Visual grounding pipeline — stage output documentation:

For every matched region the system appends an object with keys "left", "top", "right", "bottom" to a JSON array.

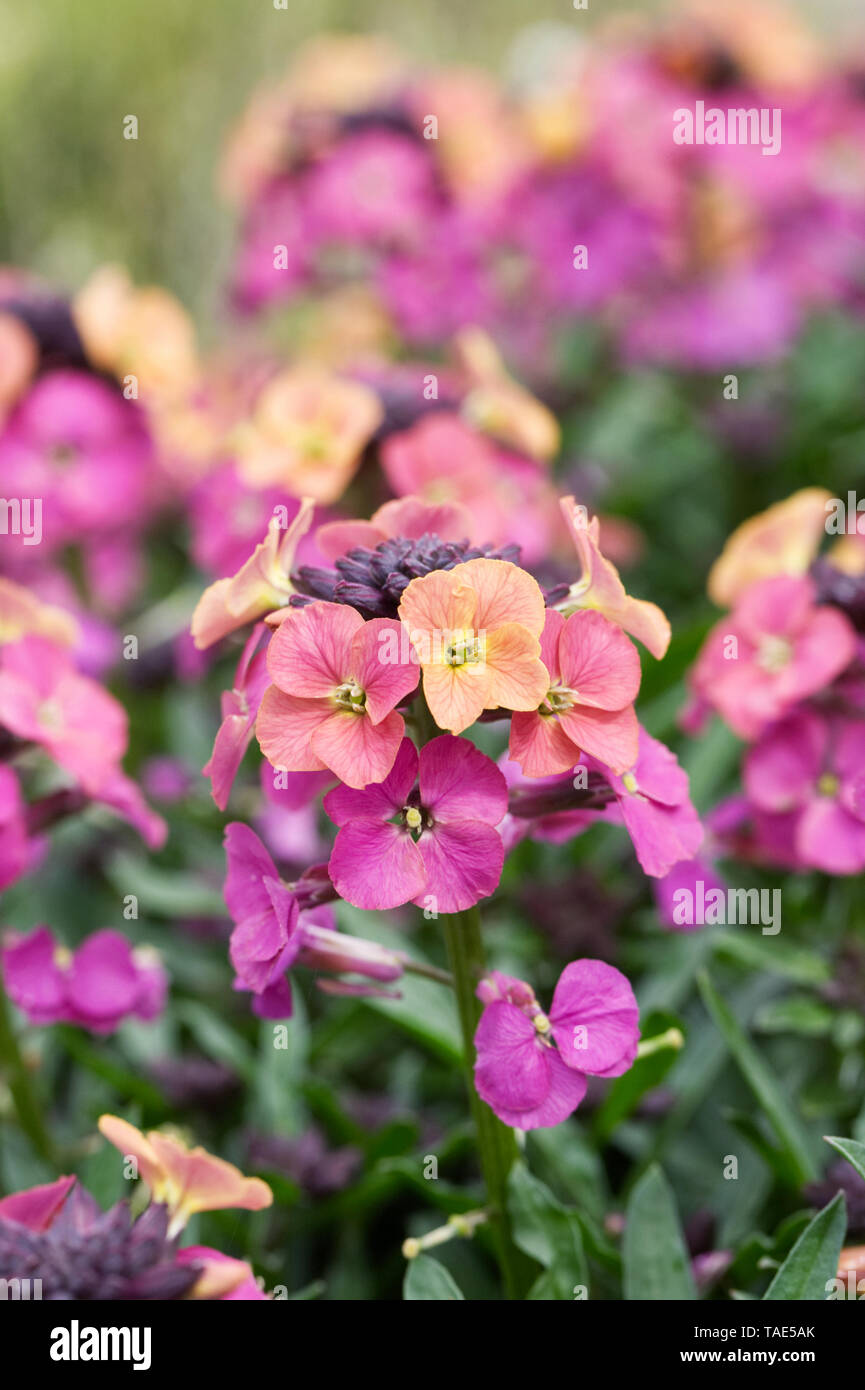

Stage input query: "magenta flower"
[
  {"left": 257, "top": 601, "right": 418, "bottom": 789},
  {"left": 224, "top": 822, "right": 305, "bottom": 998},
  {"left": 690, "top": 575, "right": 856, "bottom": 739},
  {"left": 0, "top": 368, "right": 153, "bottom": 551},
  {"left": 509, "top": 608, "right": 641, "bottom": 777},
  {"left": 473, "top": 961, "right": 640, "bottom": 1130},
  {"left": 743, "top": 710, "right": 865, "bottom": 875},
  {"left": 1, "top": 927, "right": 166, "bottom": 1033},
  {"left": 304, "top": 128, "right": 439, "bottom": 246},
  {"left": 0, "top": 765, "right": 36, "bottom": 890},
  {"left": 324, "top": 735, "right": 507, "bottom": 912},
  {"left": 224, "top": 823, "right": 404, "bottom": 1019}
]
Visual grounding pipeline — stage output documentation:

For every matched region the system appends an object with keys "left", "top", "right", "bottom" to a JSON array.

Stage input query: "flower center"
[
  {"left": 540, "top": 684, "right": 575, "bottom": 716},
  {"left": 533, "top": 1011, "right": 551, "bottom": 1035},
  {"left": 444, "top": 630, "right": 485, "bottom": 667},
  {"left": 622, "top": 771, "right": 639, "bottom": 794},
  {"left": 756, "top": 635, "right": 792, "bottom": 673},
  {"left": 817, "top": 772, "right": 840, "bottom": 797},
  {"left": 38, "top": 698, "right": 64, "bottom": 731},
  {"left": 402, "top": 802, "right": 432, "bottom": 838},
  {"left": 334, "top": 682, "right": 367, "bottom": 714}
]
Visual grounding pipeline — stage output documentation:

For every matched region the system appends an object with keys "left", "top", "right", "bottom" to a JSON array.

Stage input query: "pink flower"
[
  {"left": 324, "top": 735, "right": 507, "bottom": 912},
  {"left": 204, "top": 625, "right": 271, "bottom": 810},
  {"left": 559, "top": 497, "right": 671, "bottom": 659},
  {"left": 690, "top": 575, "right": 856, "bottom": 739},
  {"left": 1, "top": 927, "right": 166, "bottom": 1033},
  {"left": 0, "top": 765, "right": 36, "bottom": 890},
  {"left": 473, "top": 960, "right": 640, "bottom": 1130},
  {"left": 0, "top": 636, "right": 126, "bottom": 793},
  {"left": 256, "top": 601, "right": 418, "bottom": 788},
  {"left": 595, "top": 729, "right": 704, "bottom": 878},
  {"left": 509, "top": 608, "right": 641, "bottom": 776},
  {"left": 304, "top": 128, "right": 439, "bottom": 246},
  {"left": 743, "top": 710, "right": 865, "bottom": 874},
  {"left": 315, "top": 495, "right": 474, "bottom": 562},
  {"left": 380, "top": 413, "right": 555, "bottom": 562}
]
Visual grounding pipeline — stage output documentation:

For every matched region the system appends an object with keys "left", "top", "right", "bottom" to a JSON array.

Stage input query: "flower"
[
  {"left": 0, "top": 635, "right": 127, "bottom": 793},
  {"left": 324, "top": 735, "right": 507, "bottom": 911},
  {"left": 0, "top": 766, "right": 36, "bottom": 890},
  {"left": 234, "top": 367, "right": 383, "bottom": 502},
  {"left": 380, "top": 413, "right": 556, "bottom": 561},
  {"left": 707, "top": 487, "right": 832, "bottom": 607},
  {"left": 257, "top": 601, "right": 418, "bottom": 787},
  {"left": 0, "top": 575, "right": 78, "bottom": 647},
  {"left": 594, "top": 729, "right": 704, "bottom": 878},
  {"left": 314, "top": 494, "right": 474, "bottom": 562},
  {"left": 557, "top": 497, "right": 671, "bottom": 659},
  {"left": 97, "top": 1115, "right": 272, "bottom": 1235},
  {"left": 398, "top": 556, "right": 548, "bottom": 734},
  {"left": 509, "top": 608, "right": 641, "bottom": 776},
  {"left": 473, "top": 960, "right": 640, "bottom": 1130},
  {"left": 224, "top": 821, "right": 309, "bottom": 1005},
  {"left": 0, "top": 1181, "right": 200, "bottom": 1301},
  {"left": 1, "top": 927, "right": 166, "bottom": 1033},
  {"left": 689, "top": 574, "right": 856, "bottom": 739},
  {"left": 191, "top": 500, "right": 314, "bottom": 650},
  {"left": 203, "top": 625, "right": 271, "bottom": 809},
  {"left": 0, "top": 368, "right": 153, "bottom": 551},
  {"left": 743, "top": 710, "right": 865, "bottom": 874},
  {"left": 224, "top": 822, "right": 402, "bottom": 1018}
]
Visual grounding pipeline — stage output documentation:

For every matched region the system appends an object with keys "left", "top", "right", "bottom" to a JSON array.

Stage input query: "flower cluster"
[
  {"left": 222, "top": 19, "right": 865, "bottom": 374},
  {"left": 0, "top": 1119, "right": 272, "bottom": 1300},
  {"left": 682, "top": 488, "right": 865, "bottom": 876},
  {"left": 194, "top": 487, "right": 699, "bottom": 1125}
]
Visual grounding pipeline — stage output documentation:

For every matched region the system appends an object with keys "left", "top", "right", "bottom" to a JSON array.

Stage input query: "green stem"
[
  {"left": 442, "top": 905, "right": 524, "bottom": 1299},
  {"left": 0, "top": 973, "right": 54, "bottom": 1168}
]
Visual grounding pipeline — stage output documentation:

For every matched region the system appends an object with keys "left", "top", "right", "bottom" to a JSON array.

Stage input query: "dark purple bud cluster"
[
  {"left": 0, "top": 1184, "right": 198, "bottom": 1300},
  {"left": 292, "top": 532, "right": 521, "bottom": 619},
  {"left": 812, "top": 557, "right": 865, "bottom": 632}
]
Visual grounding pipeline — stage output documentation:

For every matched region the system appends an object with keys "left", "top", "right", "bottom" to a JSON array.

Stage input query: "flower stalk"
[
  {"left": 441, "top": 905, "right": 524, "bottom": 1299},
  {"left": 0, "top": 971, "right": 54, "bottom": 1167}
]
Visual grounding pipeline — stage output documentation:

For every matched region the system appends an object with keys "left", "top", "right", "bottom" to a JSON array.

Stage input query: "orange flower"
[
  {"left": 98, "top": 1115, "right": 272, "bottom": 1236},
  {"left": 558, "top": 497, "right": 670, "bottom": 659},
  {"left": 73, "top": 264, "right": 199, "bottom": 406},
  {"left": 0, "top": 577, "right": 78, "bottom": 648},
  {"left": 398, "top": 557, "right": 548, "bottom": 734},
  {"left": 191, "top": 500, "right": 314, "bottom": 649},
  {"left": 707, "top": 487, "right": 831, "bottom": 607},
  {"left": 235, "top": 367, "right": 383, "bottom": 504},
  {"left": 455, "top": 327, "right": 560, "bottom": 462}
]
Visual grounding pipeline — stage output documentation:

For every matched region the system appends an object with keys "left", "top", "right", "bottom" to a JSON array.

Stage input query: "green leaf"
[
  {"left": 593, "top": 1011, "right": 684, "bottom": 1140},
  {"left": 763, "top": 1194, "right": 846, "bottom": 1300},
  {"left": 697, "top": 971, "right": 815, "bottom": 1184},
  {"left": 824, "top": 1135, "right": 865, "bottom": 1184},
  {"left": 175, "top": 1001, "right": 256, "bottom": 1081},
  {"left": 403, "top": 1254, "right": 465, "bottom": 1300},
  {"left": 713, "top": 931, "right": 830, "bottom": 986},
  {"left": 507, "top": 1163, "right": 587, "bottom": 1298},
  {"left": 623, "top": 1164, "right": 696, "bottom": 1300}
]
